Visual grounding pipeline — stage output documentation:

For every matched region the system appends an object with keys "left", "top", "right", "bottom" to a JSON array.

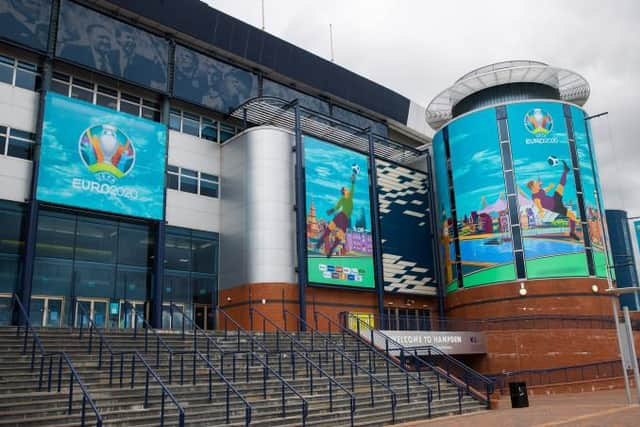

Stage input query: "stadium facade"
[{"left": 0, "top": 0, "right": 636, "bottom": 379}]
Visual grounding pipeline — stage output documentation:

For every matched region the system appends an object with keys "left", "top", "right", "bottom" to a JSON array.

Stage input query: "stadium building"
[{"left": 0, "top": 1, "right": 638, "bottom": 424}]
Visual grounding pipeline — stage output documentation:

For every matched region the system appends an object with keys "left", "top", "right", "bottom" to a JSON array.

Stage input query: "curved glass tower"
[{"left": 427, "top": 61, "right": 610, "bottom": 293}]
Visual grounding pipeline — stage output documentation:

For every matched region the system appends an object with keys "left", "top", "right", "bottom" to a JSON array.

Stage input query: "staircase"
[{"left": 0, "top": 303, "right": 489, "bottom": 426}]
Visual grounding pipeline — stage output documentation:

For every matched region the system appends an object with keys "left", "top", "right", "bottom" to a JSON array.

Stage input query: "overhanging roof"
[{"left": 426, "top": 60, "right": 590, "bottom": 130}]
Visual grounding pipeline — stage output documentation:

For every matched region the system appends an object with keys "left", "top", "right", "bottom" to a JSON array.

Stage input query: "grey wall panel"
[{"left": 220, "top": 126, "right": 295, "bottom": 290}]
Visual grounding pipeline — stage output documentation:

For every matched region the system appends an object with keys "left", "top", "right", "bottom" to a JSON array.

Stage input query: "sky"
[{"left": 205, "top": 0, "right": 640, "bottom": 217}]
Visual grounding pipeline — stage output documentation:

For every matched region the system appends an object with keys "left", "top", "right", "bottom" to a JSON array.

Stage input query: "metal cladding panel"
[
  {"left": 103, "top": 0, "right": 411, "bottom": 124},
  {"left": 377, "top": 160, "right": 437, "bottom": 295},
  {"left": 605, "top": 210, "right": 639, "bottom": 289},
  {"left": 220, "top": 126, "right": 295, "bottom": 290}
]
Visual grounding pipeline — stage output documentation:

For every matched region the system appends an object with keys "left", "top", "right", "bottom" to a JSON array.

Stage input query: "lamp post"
[{"left": 606, "top": 287, "right": 640, "bottom": 404}]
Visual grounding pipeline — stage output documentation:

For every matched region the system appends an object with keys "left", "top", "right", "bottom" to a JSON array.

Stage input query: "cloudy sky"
[{"left": 207, "top": 0, "right": 640, "bottom": 217}]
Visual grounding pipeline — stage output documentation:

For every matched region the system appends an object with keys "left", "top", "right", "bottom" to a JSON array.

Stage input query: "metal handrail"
[
  {"left": 318, "top": 311, "right": 473, "bottom": 413},
  {"left": 488, "top": 358, "right": 640, "bottom": 393},
  {"left": 127, "top": 350, "right": 186, "bottom": 427},
  {"left": 345, "top": 312, "right": 494, "bottom": 408},
  {"left": 76, "top": 302, "right": 118, "bottom": 385},
  {"left": 168, "top": 304, "right": 254, "bottom": 426},
  {"left": 247, "top": 308, "right": 358, "bottom": 426},
  {"left": 217, "top": 308, "right": 312, "bottom": 426},
  {"left": 75, "top": 303, "right": 186, "bottom": 426},
  {"left": 12, "top": 293, "right": 103, "bottom": 426},
  {"left": 124, "top": 300, "right": 175, "bottom": 375},
  {"left": 172, "top": 350, "right": 253, "bottom": 426},
  {"left": 284, "top": 309, "right": 425, "bottom": 420}
]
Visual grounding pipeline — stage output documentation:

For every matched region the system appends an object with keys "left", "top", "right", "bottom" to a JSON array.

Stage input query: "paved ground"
[{"left": 397, "top": 389, "right": 640, "bottom": 427}]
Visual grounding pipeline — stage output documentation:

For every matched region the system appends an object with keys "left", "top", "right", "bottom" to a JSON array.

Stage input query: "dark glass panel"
[
  {"left": 74, "top": 219, "right": 117, "bottom": 263},
  {"left": 36, "top": 212, "right": 76, "bottom": 259},
  {"left": 74, "top": 262, "right": 115, "bottom": 299},
  {"left": 192, "top": 237, "right": 216, "bottom": 274},
  {"left": 165, "top": 232, "right": 191, "bottom": 271},
  {"left": 117, "top": 224, "right": 152, "bottom": 267}
]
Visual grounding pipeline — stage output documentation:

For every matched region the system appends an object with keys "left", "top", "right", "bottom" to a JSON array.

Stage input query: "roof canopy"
[{"left": 426, "top": 60, "right": 590, "bottom": 130}]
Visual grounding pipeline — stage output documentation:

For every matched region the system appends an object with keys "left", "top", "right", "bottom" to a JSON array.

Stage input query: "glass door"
[
  {"left": 75, "top": 298, "right": 109, "bottom": 328},
  {"left": 162, "top": 302, "right": 185, "bottom": 330},
  {"left": 119, "top": 300, "right": 145, "bottom": 329},
  {"left": 31, "top": 295, "right": 65, "bottom": 327},
  {"left": 0, "top": 294, "right": 11, "bottom": 326},
  {"left": 194, "top": 304, "right": 210, "bottom": 330}
]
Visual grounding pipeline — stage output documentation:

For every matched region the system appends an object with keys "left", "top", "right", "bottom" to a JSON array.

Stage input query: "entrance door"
[
  {"left": 75, "top": 298, "right": 109, "bottom": 328},
  {"left": 162, "top": 303, "right": 185, "bottom": 330},
  {"left": 30, "top": 296, "right": 65, "bottom": 327},
  {"left": 119, "top": 300, "right": 145, "bottom": 329},
  {"left": 194, "top": 304, "right": 210, "bottom": 330}
]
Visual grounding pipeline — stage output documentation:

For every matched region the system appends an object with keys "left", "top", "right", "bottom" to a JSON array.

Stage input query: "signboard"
[
  {"left": 37, "top": 93, "right": 167, "bottom": 220},
  {"left": 378, "top": 330, "right": 487, "bottom": 355},
  {"left": 0, "top": 0, "right": 51, "bottom": 51},
  {"left": 304, "top": 136, "right": 375, "bottom": 289},
  {"left": 56, "top": 0, "right": 168, "bottom": 91},
  {"left": 508, "top": 102, "right": 588, "bottom": 279},
  {"left": 448, "top": 108, "right": 516, "bottom": 288}
]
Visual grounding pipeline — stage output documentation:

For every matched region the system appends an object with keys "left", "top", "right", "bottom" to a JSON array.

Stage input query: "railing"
[
  {"left": 169, "top": 304, "right": 254, "bottom": 426},
  {"left": 124, "top": 301, "right": 175, "bottom": 376},
  {"left": 217, "top": 308, "right": 310, "bottom": 426},
  {"left": 75, "top": 303, "right": 185, "bottom": 426},
  {"left": 253, "top": 307, "right": 396, "bottom": 423},
  {"left": 344, "top": 312, "right": 494, "bottom": 408},
  {"left": 488, "top": 358, "right": 640, "bottom": 394},
  {"left": 365, "top": 313, "right": 628, "bottom": 332},
  {"left": 284, "top": 309, "right": 431, "bottom": 420},
  {"left": 12, "top": 293, "right": 103, "bottom": 427}
]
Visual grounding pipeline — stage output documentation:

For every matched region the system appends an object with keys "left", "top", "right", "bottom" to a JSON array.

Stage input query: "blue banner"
[{"left": 37, "top": 93, "right": 167, "bottom": 220}]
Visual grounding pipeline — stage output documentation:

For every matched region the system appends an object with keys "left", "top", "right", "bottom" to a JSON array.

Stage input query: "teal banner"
[
  {"left": 304, "top": 136, "right": 375, "bottom": 289},
  {"left": 37, "top": 93, "right": 167, "bottom": 219}
]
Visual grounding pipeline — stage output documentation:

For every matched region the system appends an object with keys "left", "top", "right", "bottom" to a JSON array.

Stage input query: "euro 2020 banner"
[
  {"left": 508, "top": 102, "right": 588, "bottom": 278},
  {"left": 304, "top": 136, "right": 375, "bottom": 289},
  {"left": 37, "top": 93, "right": 167, "bottom": 220}
]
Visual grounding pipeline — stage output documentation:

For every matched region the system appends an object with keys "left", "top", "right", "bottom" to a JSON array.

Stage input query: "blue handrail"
[
  {"left": 168, "top": 304, "right": 254, "bottom": 426},
  {"left": 12, "top": 293, "right": 103, "bottom": 427},
  {"left": 247, "top": 308, "right": 358, "bottom": 426},
  {"left": 275, "top": 309, "right": 401, "bottom": 422},
  {"left": 286, "top": 309, "right": 436, "bottom": 418},
  {"left": 75, "top": 303, "right": 185, "bottom": 426},
  {"left": 217, "top": 308, "right": 312, "bottom": 427},
  {"left": 345, "top": 312, "right": 494, "bottom": 408},
  {"left": 124, "top": 300, "right": 175, "bottom": 376}
]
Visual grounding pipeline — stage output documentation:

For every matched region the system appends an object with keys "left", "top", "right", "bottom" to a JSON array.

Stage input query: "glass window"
[
  {"left": 141, "top": 107, "right": 160, "bottom": 122},
  {"left": 220, "top": 124, "right": 235, "bottom": 142},
  {"left": 15, "top": 68, "right": 38, "bottom": 91},
  {"left": 116, "top": 268, "right": 148, "bottom": 301},
  {"left": 0, "top": 126, "right": 7, "bottom": 155},
  {"left": 120, "top": 100, "right": 140, "bottom": 116},
  {"left": 32, "top": 258, "right": 72, "bottom": 295},
  {"left": 165, "top": 233, "right": 191, "bottom": 271},
  {"left": 182, "top": 113, "right": 200, "bottom": 137},
  {"left": 192, "top": 275, "right": 215, "bottom": 304},
  {"left": 201, "top": 119, "right": 218, "bottom": 142},
  {"left": 71, "top": 85, "right": 93, "bottom": 103},
  {"left": 192, "top": 237, "right": 217, "bottom": 274},
  {"left": 0, "top": 55, "right": 13, "bottom": 85},
  {"left": 96, "top": 93, "right": 117, "bottom": 110},
  {"left": 199, "top": 179, "right": 218, "bottom": 198},
  {"left": 36, "top": 213, "right": 76, "bottom": 259},
  {"left": 169, "top": 110, "right": 181, "bottom": 131},
  {"left": 167, "top": 171, "right": 179, "bottom": 190},
  {"left": 180, "top": 175, "right": 198, "bottom": 194},
  {"left": 74, "top": 219, "right": 117, "bottom": 263},
  {"left": 7, "top": 137, "right": 32, "bottom": 160},
  {"left": 51, "top": 79, "right": 70, "bottom": 95},
  {"left": 74, "top": 262, "right": 115, "bottom": 299},
  {"left": 117, "top": 224, "right": 153, "bottom": 267}
]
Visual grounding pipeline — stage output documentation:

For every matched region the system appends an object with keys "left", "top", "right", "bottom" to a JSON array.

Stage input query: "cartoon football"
[
  {"left": 351, "top": 164, "right": 360, "bottom": 175},
  {"left": 547, "top": 155, "right": 559, "bottom": 166}
]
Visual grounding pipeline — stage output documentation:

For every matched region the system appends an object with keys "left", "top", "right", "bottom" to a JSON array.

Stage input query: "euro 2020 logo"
[
  {"left": 524, "top": 108, "right": 553, "bottom": 136},
  {"left": 78, "top": 124, "right": 135, "bottom": 184}
]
